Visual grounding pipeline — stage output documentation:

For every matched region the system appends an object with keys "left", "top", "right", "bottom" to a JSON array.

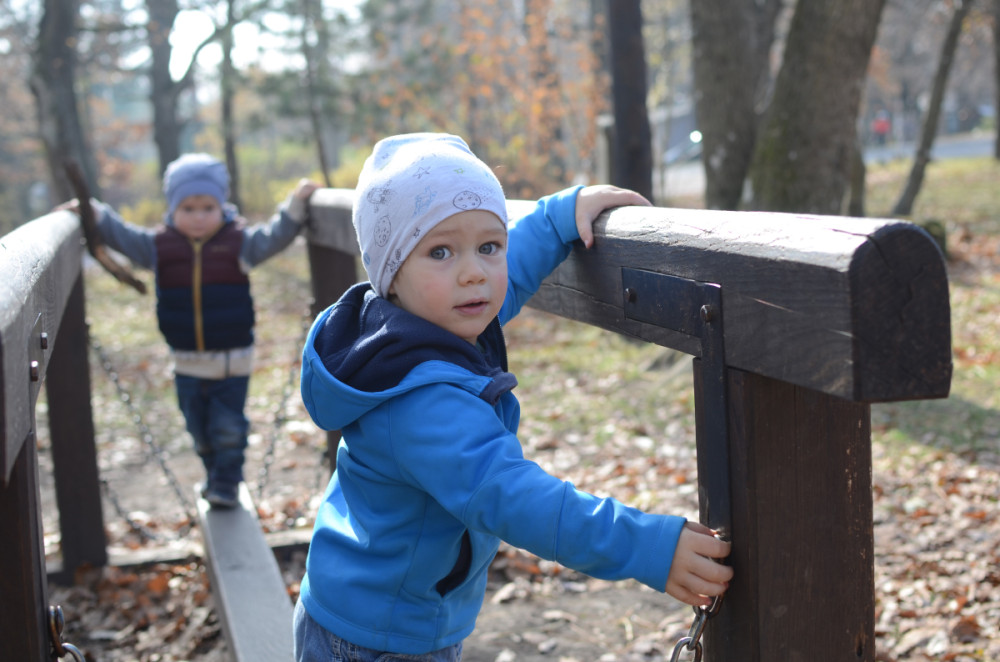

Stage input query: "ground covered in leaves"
[{"left": 38, "top": 159, "right": 1000, "bottom": 661}]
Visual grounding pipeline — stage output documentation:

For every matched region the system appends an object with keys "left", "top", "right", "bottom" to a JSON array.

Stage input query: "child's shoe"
[{"left": 203, "top": 480, "right": 240, "bottom": 509}]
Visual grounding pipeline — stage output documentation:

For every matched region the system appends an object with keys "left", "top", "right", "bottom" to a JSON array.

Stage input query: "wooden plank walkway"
[{"left": 197, "top": 483, "right": 295, "bottom": 662}]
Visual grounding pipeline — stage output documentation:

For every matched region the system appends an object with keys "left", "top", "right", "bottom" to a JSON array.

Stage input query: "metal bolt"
[
  {"left": 700, "top": 304, "right": 714, "bottom": 322},
  {"left": 40, "top": 332, "right": 49, "bottom": 350},
  {"left": 30, "top": 360, "right": 40, "bottom": 382},
  {"left": 625, "top": 287, "right": 637, "bottom": 303}
]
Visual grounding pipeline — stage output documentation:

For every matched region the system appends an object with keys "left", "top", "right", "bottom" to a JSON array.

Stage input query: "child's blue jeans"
[
  {"left": 175, "top": 374, "right": 250, "bottom": 486},
  {"left": 293, "top": 599, "right": 463, "bottom": 662}
]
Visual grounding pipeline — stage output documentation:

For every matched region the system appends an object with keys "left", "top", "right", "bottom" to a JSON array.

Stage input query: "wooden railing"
[
  {"left": 1, "top": 212, "right": 105, "bottom": 661},
  {"left": 306, "top": 190, "right": 951, "bottom": 660},
  {"left": 1, "top": 190, "right": 951, "bottom": 661}
]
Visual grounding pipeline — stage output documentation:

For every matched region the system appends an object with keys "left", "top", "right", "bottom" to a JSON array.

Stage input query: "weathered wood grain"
[
  {"left": 198, "top": 484, "right": 294, "bottom": 662},
  {"left": 306, "top": 194, "right": 952, "bottom": 403},
  {"left": 0, "top": 211, "right": 83, "bottom": 482},
  {"left": 0, "top": 210, "right": 89, "bottom": 661},
  {"left": 698, "top": 366, "right": 875, "bottom": 660}
]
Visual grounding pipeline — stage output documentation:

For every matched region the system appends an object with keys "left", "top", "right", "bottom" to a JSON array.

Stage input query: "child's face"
[
  {"left": 388, "top": 210, "right": 507, "bottom": 344},
  {"left": 172, "top": 194, "right": 224, "bottom": 240}
]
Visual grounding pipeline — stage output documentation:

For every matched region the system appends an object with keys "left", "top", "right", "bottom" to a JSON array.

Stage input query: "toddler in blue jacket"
[
  {"left": 294, "top": 133, "right": 732, "bottom": 661},
  {"left": 66, "top": 154, "right": 319, "bottom": 508}
]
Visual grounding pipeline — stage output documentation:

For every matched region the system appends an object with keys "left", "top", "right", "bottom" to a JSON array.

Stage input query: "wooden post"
[
  {"left": 305, "top": 189, "right": 361, "bottom": 468},
  {"left": 696, "top": 366, "right": 874, "bottom": 660},
  {"left": 0, "top": 437, "right": 50, "bottom": 661},
  {"left": 46, "top": 274, "right": 107, "bottom": 582}
]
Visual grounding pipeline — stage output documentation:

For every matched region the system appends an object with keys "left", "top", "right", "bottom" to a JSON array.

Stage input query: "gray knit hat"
[
  {"left": 352, "top": 133, "right": 508, "bottom": 297},
  {"left": 163, "top": 153, "right": 230, "bottom": 218}
]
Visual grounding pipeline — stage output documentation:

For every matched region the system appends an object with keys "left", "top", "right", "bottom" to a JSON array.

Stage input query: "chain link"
[
  {"left": 255, "top": 302, "right": 314, "bottom": 503},
  {"left": 89, "top": 334, "right": 197, "bottom": 527},
  {"left": 48, "top": 605, "right": 86, "bottom": 662},
  {"left": 669, "top": 593, "right": 724, "bottom": 662},
  {"left": 669, "top": 636, "right": 702, "bottom": 662},
  {"left": 100, "top": 477, "right": 166, "bottom": 542}
]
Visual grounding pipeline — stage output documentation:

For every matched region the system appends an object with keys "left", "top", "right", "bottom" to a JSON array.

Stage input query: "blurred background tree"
[{"left": 0, "top": 0, "right": 994, "bottom": 235}]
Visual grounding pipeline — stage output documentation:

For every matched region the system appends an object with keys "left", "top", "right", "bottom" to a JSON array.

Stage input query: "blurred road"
[
  {"left": 657, "top": 131, "right": 994, "bottom": 200},
  {"left": 864, "top": 131, "right": 992, "bottom": 164}
]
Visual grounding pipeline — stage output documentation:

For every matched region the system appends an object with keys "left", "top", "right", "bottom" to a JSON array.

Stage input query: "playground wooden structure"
[{"left": 1, "top": 191, "right": 950, "bottom": 661}]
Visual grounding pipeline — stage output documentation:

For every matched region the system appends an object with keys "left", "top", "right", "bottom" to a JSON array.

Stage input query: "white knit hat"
[{"left": 353, "top": 133, "right": 508, "bottom": 297}]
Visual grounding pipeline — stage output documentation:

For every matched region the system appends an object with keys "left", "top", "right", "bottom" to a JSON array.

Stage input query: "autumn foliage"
[{"left": 357, "top": 0, "right": 605, "bottom": 199}]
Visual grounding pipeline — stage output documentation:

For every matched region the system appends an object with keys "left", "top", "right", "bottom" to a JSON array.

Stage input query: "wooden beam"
[
  {"left": 198, "top": 484, "right": 294, "bottom": 662},
  {"left": 305, "top": 193, "right": 951, "bottom": 403},
  {"left": 0, "top": 211, "right": 83, "bottom": 483},
  {"left": 305, "top": 188, "right": 359, "bottom": 257},
  {"left": 46, "top": 274, "right": 107, "bottom": 581},
  {"left": 529, "top": 206, "right": 950, "bottom": 403}
]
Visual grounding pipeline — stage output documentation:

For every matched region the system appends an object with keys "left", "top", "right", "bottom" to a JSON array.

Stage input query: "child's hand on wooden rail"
[
  {"left": 665, "top": 521, "right": 734, "bottom": 607},
  {"left": 574, "top": 185, "right": 651, "bottom": 249}
]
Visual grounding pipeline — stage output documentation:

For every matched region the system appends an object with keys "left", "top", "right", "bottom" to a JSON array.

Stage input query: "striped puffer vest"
[{"left": 154, "top": 223, "right": 254, "bottom": 351}]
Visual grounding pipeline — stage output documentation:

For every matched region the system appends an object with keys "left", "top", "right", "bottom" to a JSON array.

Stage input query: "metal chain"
[
  {"left": 48, "top": 605, "right": 86, "bottom": 662},
  {"left": 669, "top": 594, "right": 724, "bottom": 662},
  {"left": 255, "top": 302, "right": 315, "bottom": 503},
  {"left": 100, "top": 477, "right": 166, "bottom": 542},
  {"left": 89, "top": 335, "right": 198, "bottom": 526}
]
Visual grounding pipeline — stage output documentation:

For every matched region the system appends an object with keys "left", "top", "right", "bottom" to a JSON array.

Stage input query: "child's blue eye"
[
  {"left": 479, "top": 242, "right": 502, "bottom": 256},
  {"left": 430, "top": 246, "right": 452, "bottom": 260}
]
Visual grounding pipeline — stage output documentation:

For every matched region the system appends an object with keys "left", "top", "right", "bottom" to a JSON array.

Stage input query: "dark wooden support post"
[
  {"left": 696, "top": 367, "right": 874, "bottom": 660},
  {"left": 305, "top": 189, "right": 361, "bottom": 469},
  {"left": 0, "top": 438, "right": 50, "bottom": 661},
  {"left": 46, "top": 274, "right": 107, "bottom": 582}
]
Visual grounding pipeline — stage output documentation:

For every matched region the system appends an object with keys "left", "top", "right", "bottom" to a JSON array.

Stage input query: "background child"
[
  {"left": 65, "top": 153, "right": 319, "bottom": 508},
  {"left": 294, "top": 133, "right": 733, "bottom": 661}
]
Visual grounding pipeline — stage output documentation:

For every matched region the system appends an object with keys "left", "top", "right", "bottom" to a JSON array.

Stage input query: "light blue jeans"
[{"left": 293, "top": 599, "right": 463, "bottom": 662}]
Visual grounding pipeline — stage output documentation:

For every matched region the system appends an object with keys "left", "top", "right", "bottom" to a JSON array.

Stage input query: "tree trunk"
[
  {"left": 29, "top": 0, "right": 100, "bottom": 202},
  {"left": 992, "top": 0, "right": 999, "bottom": 159},
  {"left": 750, "top": 0, "right": 887, "bottom": 214},
  {"left": 689, "top": 0, "right": 780, "bottom": 210},
  {"left": 607, "top": 0, "right": 652, "bottom": 201},
  {"left": 221, "top": 0, "right": 241, "bottom": 210},
  {"left": 893, "top": 0, "right": 975, "bottom": 216},
  {"left": 147, "top": 0, "right": 185, "bottom": 176},
  {"left": 301, "top": 0, "right": 332, "bottom": 186},
  {"left": 590, "top": 0, "right": 609, "bottom": 76}
]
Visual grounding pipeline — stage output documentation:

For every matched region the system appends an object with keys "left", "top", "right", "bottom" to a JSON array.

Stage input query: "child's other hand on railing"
[{"left": 574, "top": 185, "right": 651, "bottom": 249}]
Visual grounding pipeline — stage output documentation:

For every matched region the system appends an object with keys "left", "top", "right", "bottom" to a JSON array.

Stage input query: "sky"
[{"left": 168, "top": 1, "right": 361, "bottom": 80}]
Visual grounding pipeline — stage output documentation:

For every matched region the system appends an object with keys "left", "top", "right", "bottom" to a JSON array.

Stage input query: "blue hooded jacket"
[{"left": 298, "top": 186, "right": 686, "bottom": 655}]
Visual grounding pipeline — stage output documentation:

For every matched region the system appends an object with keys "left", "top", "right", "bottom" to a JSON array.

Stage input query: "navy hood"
[{"left": 302, "top": 283, "right": 517, "bottom": 431}]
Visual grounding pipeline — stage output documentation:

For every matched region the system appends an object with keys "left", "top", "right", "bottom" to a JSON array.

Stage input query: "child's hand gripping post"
[
  {"left": 665, "top": 522, "right": 733, "bottom": 608},
  {"left": 285, "top": 178, "right": 322, "bottom": 225}
]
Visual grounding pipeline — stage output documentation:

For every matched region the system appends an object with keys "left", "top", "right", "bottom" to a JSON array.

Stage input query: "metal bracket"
[
  {"left": 28, "top": 313, "right": 46, "bottom": 403},
  {"left": 622, "top": 268, "right": 732, "bottom": 539}
]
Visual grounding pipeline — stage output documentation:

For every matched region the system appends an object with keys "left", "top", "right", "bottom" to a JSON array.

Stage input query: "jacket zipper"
[{"left": 191, "top": 238, "right": 205, "bottom": 351}]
